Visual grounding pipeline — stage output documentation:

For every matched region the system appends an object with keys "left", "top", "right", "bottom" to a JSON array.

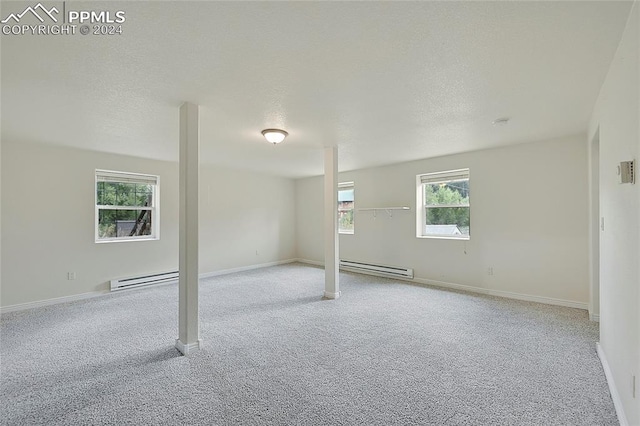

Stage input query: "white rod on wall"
[{"left": 357, "top": 207, "right": 410, "bottom": 211}]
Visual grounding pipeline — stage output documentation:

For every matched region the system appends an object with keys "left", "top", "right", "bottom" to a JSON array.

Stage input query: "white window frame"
[
  {"left": 95, "top": 169, "right": 160, "bottom": 243},
  {"left": 416, "top": 168, "right": 470, "bottom": 240},
  {"left": 338, "top": 181, "right": 355, "bottom": 235}
]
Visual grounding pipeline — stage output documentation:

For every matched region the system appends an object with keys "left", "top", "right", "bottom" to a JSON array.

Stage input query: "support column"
[
  {"left": 324, "top": 146, "right": 340, "bottom": 299},
  {"left": 176, "top": 102, "right": 201, "bottom": 355}
]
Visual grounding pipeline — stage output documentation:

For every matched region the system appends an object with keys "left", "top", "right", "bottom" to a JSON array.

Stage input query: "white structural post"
[
  {"left": 324, "top": 146, "right": 340, "bottom": 299},
  {"left": 176, "top": 102, "right": 202, "bottom": 355}
]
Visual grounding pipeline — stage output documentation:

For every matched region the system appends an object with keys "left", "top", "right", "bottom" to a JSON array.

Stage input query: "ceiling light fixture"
[
  {"left": 261, "top": 128, "right": 288, "bottom": 144},
  {"left": 492, "top": 117, "right": 510, "bottom": 126}
]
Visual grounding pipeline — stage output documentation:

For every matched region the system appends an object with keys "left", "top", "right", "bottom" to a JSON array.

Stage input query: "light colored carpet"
[{"left": 0, "top": 263, "right": 616, "bottom": 425}]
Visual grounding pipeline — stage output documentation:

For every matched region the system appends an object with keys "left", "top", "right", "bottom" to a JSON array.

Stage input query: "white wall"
[
  {"left": 588, "top": 2, "right": 639, "bottom": 424},
  {"left": 199, "top": 164, "right": 296, "bottom": 274},
  {"left": 297, "top": 135, "right": 590, "bottom": 306},
  {"left": 1, "top": 141, "right": 296, "bottom": 308},
  {"left": 0, "top": 127, "right": 2, "bottom": 308}
]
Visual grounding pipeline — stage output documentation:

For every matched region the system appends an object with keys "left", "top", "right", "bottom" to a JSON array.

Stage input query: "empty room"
[{"left": 1, "top": 1, "right": 639, "bottom": 425}]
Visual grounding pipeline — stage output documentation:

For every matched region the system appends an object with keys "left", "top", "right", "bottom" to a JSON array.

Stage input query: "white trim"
[
  {"left": 357, "top": 207, "right": 410, "bottom": 212},
  {"left": 596, "top": 343, "right": 628, "bottom": 426},
  {"left": 1, "top": 260, "right": 586, "bottom": 314},
  {"left": 96, "top": 169, "right": 158, "bottom": 184},
  {"left": 590, "top": 313, "right": 600, "bottom": 322},
  {"left": 412, "top": 277, "right": 588, "bottom": 310},
  {"left": 95, "top": 236, "right": 159, "bottom": 244},
  {"left": 175, "top": 338, "right": 202, "bottom": 355},
  {"left": 1, "top": 259, "right": 300, "bottom": 314},
  {"left": 416, "top": 235, "right": 470, "bottom": 241},
  {"left": 419, "top": 168, "right": 469, "bottom": 184},
  {"left": 423, "top": 203, "right": 470, "bottom": 209},
  {"left": 295, "top": 258, "right": 324, "bottom": 267},
  {"left": 323, "top": 291, "right": 341, "bottom": 299},
  {"left": 198, "top": 259, "right": 298, "bottom": 280},
  {"left": 0, "top": 290, "right": 107, "bottom": 314},
  {"left": 294, "top": 261, "right": 587, "bottom": 310},
  {"left": 96, "top": 205, "right": 154, "bottom": 211}
]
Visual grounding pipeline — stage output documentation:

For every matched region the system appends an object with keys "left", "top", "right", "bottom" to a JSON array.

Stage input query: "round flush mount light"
[
  {"left": 261, "top": 129, "right": 288, "bottom": 144},
  {"left": 492, "top": 117, "right": 510, "bottom": 126}
]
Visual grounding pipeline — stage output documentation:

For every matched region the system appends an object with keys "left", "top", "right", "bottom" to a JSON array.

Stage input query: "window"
[
  {"left": 338, "top": 182, "right": 354, "bottom": 234},
  {"left": 416, "top": 169, "right": 469, "bottom": 239},
  {"left": 95, "top": 170, "right": 159, "bottom": 242}
]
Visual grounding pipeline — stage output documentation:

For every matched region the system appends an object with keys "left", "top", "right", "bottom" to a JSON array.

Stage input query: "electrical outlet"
[
  {"left": 255, "top": 250, "right": 259, "bottom": 256},
  {"left": 67, "top": 272, "right": 76, "bottom": 280},
  {"left": 487, "top": 267, "right": 494, "bottom": 276}
]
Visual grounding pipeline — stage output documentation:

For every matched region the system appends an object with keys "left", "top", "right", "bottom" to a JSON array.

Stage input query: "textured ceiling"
[{"left": 1, "top": 1, "right": 633, "bottom": 178}]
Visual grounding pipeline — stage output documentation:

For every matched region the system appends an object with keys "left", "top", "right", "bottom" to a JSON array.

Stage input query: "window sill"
[
  {"left": 416, "top": 235, "right": 469, "bottom": 241},
  {"left": 96, "top": 237, "right": 159, "bottom": 244},
  {"left": 339, "top": 231, "right": 354, "bottom": 235}
]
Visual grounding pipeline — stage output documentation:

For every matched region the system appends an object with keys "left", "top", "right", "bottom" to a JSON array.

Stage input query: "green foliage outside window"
[
  {"left": 97, "top": 182, "right": 153, "bottom": 238},
  {"left": 424, "top": 180, "right": 470, "bottom": 235},
  {"left": 339, "top": 208, "right": 354, "bottom": 232},
  {"left": 338, "top": 186, "right": 354, "bottom": 233},
  {"left": 97, "top": 182, "right": 152, "bottom": 207}
]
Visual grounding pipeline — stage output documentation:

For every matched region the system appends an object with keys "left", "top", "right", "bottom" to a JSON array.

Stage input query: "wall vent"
[
  {"left": 110, "top": 271, "right": 179, "bottom": 292},
  {"left": 339, "top": 260, "right": 414, "bottom": 279}
]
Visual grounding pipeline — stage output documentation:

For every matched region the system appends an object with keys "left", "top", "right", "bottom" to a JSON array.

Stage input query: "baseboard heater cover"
[
  {"left": 110, "top": 271, "right": 179, "bottom": 292},
  {"left": 339, "top": 260, "right": 414, "bottom": 279}
]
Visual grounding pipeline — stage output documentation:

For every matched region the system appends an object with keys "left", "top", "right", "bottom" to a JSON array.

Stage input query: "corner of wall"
[{"left": 588, "top": 2, "right": 640, "bottom": 424}]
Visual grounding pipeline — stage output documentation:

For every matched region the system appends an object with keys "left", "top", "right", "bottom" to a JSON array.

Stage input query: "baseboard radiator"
[
  {"left": 339, "top": 260, "right": 414, "bottom": 279},
  {"left": 110, "top": 271, "right": 179, "bottom": 292}
]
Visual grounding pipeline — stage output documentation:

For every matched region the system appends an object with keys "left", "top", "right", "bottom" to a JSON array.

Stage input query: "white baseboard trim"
[
  {"left": 590, "top": 312, "right": 600, "bottom": 322},
  {"left": 294, "top": 258, "right": 324, "bottom": 267},
  {"left": 0, "top": 290, "right": 108, "bottom": 314},
  {"left": 2, "top": 259, "right": 587, "bottom": 314},
  {"left": 198, "top": 258, "right": 297, "bottom": 280},
  {"left": 411, "top": 277, "right": 588, "bottom": 310},
  {"left": 1, "top": 259, "right": 300, "bottom": 314},
  {"left": 175, "top": 338, "right": 202, "bottom": 356},
  {"left": 323, "top": 291, "right": 341, "bottom": 300},
  {"left": 294, "top": 260, "right": 588, "bottom": 310},
  {"left": 596, "top": 342, "right": 628, "bottom": 426}
]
